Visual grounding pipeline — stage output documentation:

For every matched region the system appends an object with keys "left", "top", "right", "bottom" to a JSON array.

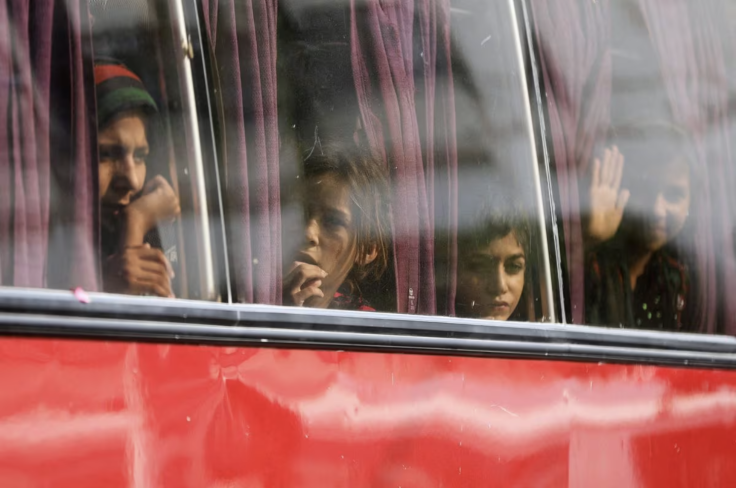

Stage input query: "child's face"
[
  {"left": 98, "top": 114, "right": 149, "bottom": 208},
  {"left": 626, "top": 159, "right": 691, "bottom": 251},
  {"left": 456, "top": 232, "right": 526, "bottom": 321},
  {"left": 292, "top": 173, "right": 358, "bottom": 306}
]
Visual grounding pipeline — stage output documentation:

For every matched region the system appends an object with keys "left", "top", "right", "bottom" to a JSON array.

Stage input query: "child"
[
  {"left": 584, "top": 121, "right": 693, "bottom": 330},
  {"left": 454, "top": 200, "right": 531, "bottom": 321},
  {"left": 282, "top": 143, "right": 391, "bottom": 311},
  {"left": 95, "top": 58, "right": 181, "bottom": 297}
]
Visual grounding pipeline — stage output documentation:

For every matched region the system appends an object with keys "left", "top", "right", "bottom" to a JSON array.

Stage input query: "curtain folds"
[
  {"left": 204, "top": 0, "right": 281, "bottom": 304},
  {"left": 530, "top": 0, "right": 612, "bottom": 324},
  {"left": 418, "top": 0, "right": 458, "bottom": 316},
  {"left": 350, "top": 0, "right": 456, "bottom": 314},
  {"left": 0, "top": 0, "right": 98, "bottom": 290},
  {"left": 640, "top": 0, "right": 736, "bottom": 334}
]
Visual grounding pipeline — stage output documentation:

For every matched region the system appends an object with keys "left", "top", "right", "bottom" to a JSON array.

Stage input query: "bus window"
[
  {"left": 206, "top": 0, "right": 556, "bottom": 322},
  {"left": 0, "top": 0, "right": 224, "bottom": 301},
  {"left": 529, "top": 0, "right": 736, "bottom": 334},
  {"left": 90, "top": 0, "right": 223, "bottom": 301}
]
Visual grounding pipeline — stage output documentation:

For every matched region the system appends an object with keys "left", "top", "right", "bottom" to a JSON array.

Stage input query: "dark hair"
[
  {"left": 455, "top": 197, "right": 533, "bottom": 321},
  {"left": 102, "top": 107, "right": 152, "bottom": 133},
  {"left": 458, "top": 198, "right": 531, "bottom": 260},
  {"left": 303, "top": 142, "right": 391, "bottom": 284}
]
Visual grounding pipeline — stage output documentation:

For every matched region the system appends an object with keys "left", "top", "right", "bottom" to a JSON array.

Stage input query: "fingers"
[
  {"left": 616, "top": 188, "right": 630, "bottom": 211},
  {"left": 142, "top": 176, "right": 180, "bottom": 217},
  {"left": 591, "top": 158, "right": 601, "bottom": 188},
  {"left": 286, "top": 262, "right": 327, "bottom": 290},
  {"left": 291, "top": 282, "right": 325, "bottom": 306},
  {"left": 612, "top": 146, "right": 625, "bottom": 191},
  {"left": 601, "top": 148, "right": 613, "bottom": 185},
  {"left": 285, "top": 261, "right": 328, "bottom": 306},
  {"left": 140, "top": 244, "right": 175, "bottom": 278},
  {"left": 105, "top": 246, "right": 176, "bottom": 298},
  {"left": 142, "top": 175, "right": 161, "bottom": 195},
  {"left": 137, "top": 257, "right": 172, "bottom": 279},
  {"left": 127, "top": 247, "right": 173, "bottom": 297},
  {"left": 134, "top": 274, "right": 173, "bottom": 298},
  {"left": 596, "top": 146, "right": 625, "bottom": 189},
  {"left": 145, "top": 175, "right": 171, "bottom": 193},
  {"left": 152, "top": 174, "right": 169, "bottom": 187}
]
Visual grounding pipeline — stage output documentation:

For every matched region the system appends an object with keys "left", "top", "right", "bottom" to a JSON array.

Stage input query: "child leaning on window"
[{"left": 282, "top": 143, "right": 391, "bottom": 312}]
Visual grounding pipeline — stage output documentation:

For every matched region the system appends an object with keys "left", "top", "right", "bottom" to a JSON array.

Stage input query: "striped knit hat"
[{"left": 94, "top": 58, "right": 157, "bottom": 129}]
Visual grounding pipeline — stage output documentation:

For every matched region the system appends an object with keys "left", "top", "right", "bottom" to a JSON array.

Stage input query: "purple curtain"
[
  {"left": 0, "top": 0, "right": 98, "bottom": 290},
  {"left": 351, "top": 0, "right": 456, "bottom": 315},
  {"left": 417, "top": 0, "right": 458, "bottom": 316},
  {"left": 530, "top": 0, "right": 612, "bottom": 324},
  {"left": 639, "top": 0, "right": 736, "bottom": 334},
  {"left": 203, "top": 0, "right": 281, "bottom": 304}
]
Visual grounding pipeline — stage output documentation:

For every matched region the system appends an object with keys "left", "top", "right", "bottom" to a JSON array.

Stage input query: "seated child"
[
  {"left": 95, "top": 58, "right": 181, "bottom": 297},
  {"left": 282, "top": 143, "right": 391, "bottom": 311},
  {"left": 584, "top": 121, "right": 693, "bottom": 330},
  {"left": 454, "top": 200, "right": 531, "bottom": 321}
]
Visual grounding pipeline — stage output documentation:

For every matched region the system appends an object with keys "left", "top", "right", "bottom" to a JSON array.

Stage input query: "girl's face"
[
  {"left": 627, "top": 159, "right": 691, "bottom": 251},
  {"left": 456, "top": 232, "right": 526, "bottom": 321},
  {"left": 98, "top": 114, "right": 149, "bottom": 207},
  {"left": 293, "top": 173, "right": 358, "bottom": 306}
]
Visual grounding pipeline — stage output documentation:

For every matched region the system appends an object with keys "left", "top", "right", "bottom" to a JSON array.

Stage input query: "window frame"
[
  {"left": 0, "top": 287, "right": 735, "bottom": 369},
  {"left": 516, "top": 0, "right": 571, "bottom": 323},
  {"left": 5, "top": 0, "right": 734, "bottom": 366}
]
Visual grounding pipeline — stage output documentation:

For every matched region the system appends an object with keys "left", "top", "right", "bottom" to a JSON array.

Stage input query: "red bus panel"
[{"left": 0, "top": 338, "right": 734, "bottom": 487}]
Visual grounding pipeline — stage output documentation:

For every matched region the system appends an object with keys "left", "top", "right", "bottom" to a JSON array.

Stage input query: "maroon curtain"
[
  {"left": 417, "top": 0, "right": 458, "bottom": 316},
  {"left": 530, "top": 0, "right": 612, "bottom": 324},
  {"left": 203, "top": 0, "right": 281, "bottom": 304},
  {"left": 351, "top": 0, "right": 456, "bottom": 315},
  {"left": 639, "top": 0, "right": 736, "bottom": 334},
  {"left": 0, "top": 0, "right": 98, "bottom": 290}
]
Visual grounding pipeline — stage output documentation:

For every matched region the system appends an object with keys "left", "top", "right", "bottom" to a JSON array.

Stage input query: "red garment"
[{"left": 329, "top": 284, "right": 375, "bottom": 312}]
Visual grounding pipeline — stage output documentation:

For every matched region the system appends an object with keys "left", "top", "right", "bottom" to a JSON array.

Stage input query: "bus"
[{"left": 1, "top": 0, "right": 735, "bottom": 485}]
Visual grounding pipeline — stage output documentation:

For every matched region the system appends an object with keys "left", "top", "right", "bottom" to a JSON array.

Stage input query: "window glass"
[
  {"left": 204, "top": 0, "right": 555, "bottom": 321},
  {"left": 0, "top": 0, "right": 223, "bottom": 301},
  {"left": 91, "top": 0, "right": 222, "bottom": 300},
  {"left": 529, "top": 0, "right": 736, "bottom": 333}
]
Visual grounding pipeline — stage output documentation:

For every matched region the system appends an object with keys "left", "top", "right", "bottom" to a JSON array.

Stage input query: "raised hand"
[
  {"left": 283, "top": 261, "right": 328, "bottom": 307},
  {"left": 103, "top": 244, "right": 175, "bottom": 298},
  {"left": 585, "top": 146, "right": 630, "bottom": 246}
]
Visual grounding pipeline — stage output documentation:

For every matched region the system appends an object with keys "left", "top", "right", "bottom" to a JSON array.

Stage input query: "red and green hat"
[{"left": 94, "top": 58, "right": 157, "bottom": 129}]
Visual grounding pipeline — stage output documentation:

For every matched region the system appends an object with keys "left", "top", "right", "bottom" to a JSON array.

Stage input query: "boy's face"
[
  {"left": 456, "top": 232, "right": 526, "bottom": 321},
  {"left": 291, "top": 173, "right": 358, "bottom": 305},
  {"left": 98, "top": 113, "right": 149, "bottom": 209}
]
